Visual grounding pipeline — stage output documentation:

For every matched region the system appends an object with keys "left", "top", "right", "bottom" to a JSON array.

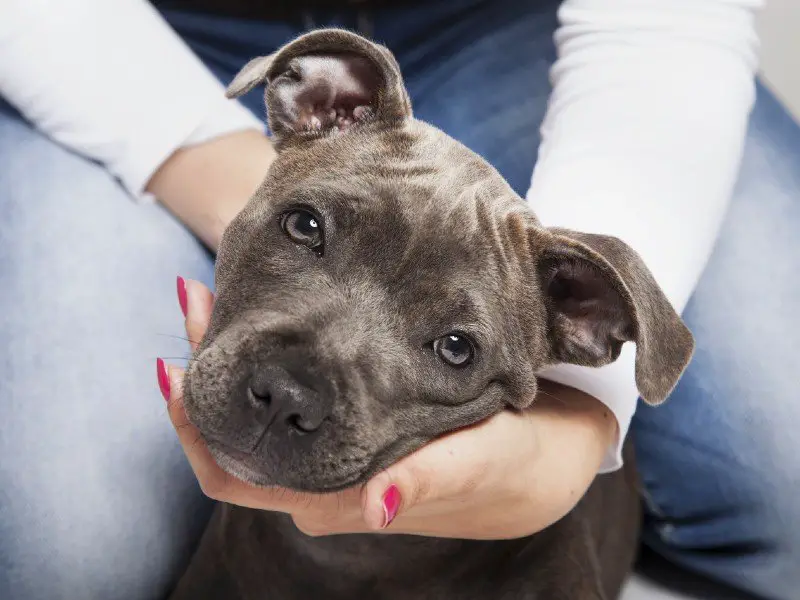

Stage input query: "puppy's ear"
[
  {"left": 535, "top": 228, "right": 694, "bottom": 405},
  {"left": 226, "top": 53, "right": 277, "bottom": 98},
  {"left": 226, "top": 29, "right": 412, "bottom": 148}
]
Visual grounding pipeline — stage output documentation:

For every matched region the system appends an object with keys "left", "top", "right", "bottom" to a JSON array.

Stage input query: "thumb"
[
  {"left": 180, "top": 277, "right": 214, "bottom": 352},
  {"left": 359, "top": 414, "right": 514, "bottom": 532},
  {"left": 360, "top": 435, "right": 477, "bottom": 531},
  {"left": 161, "top": 361, "right": 229, "bottom": 494},
  {"left": 361, "top": 462, "right": 430, "bottom": 531}
]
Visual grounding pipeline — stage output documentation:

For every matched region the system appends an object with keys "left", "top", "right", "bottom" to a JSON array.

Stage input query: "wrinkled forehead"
[
  {"left": 277, "top": 123, "right": 521, "bottom": 246},
  {"left": 274, "top": 120, "right": 513, "bottom": 197},
  {"left": 277, "top": 121, "right": 521, "bottom": 216},
  {"left": 263, "top": 120, "right": 532, "bottom": 312}
]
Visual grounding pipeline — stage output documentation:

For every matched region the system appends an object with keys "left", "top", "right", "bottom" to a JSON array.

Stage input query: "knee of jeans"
[
  {"left": 0, "top": 98, "right": 210, "bottom": 251},
  {"left": 634, "top": 247, "right": 800, "bottom": 557},
  {"left": 1, "top": 104, "right": 131, "bottom": 235},
  {"left": 0, "top": 108, "right": 125, "bottom": 262},
  {"left": 632, "top": 83, "right": 800, "bottom": 565},
  {"left": 0, "top": 97, "right": 215, "bottom": 390},
  {"left": 0, "top": 104, "right": 212, "bottom": 290},
  {"left": 0, "top": 105, "right": 214, "bottom": 600}
]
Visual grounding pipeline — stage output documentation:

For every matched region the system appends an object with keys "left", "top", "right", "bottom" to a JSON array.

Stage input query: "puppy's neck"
[{"left": 220, "top": 505, "right": 549, "bottom": 598}]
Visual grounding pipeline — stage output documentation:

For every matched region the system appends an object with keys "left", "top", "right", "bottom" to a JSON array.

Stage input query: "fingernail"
[
  {"left": 177, "top": 276, "right": 188, "bottom": 317},
  {"left": 157, "top": 358, "right": 170, "bottom": 402},
  {"left": 381, "top": 484, "right": 401, "bottom": 528}
]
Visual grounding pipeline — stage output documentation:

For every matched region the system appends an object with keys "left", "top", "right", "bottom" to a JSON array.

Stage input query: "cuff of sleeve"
[
  {"left": 128, "top": 96, "right": 265, "bottom": 204},
  {"left": 537, "top": 342, "right": 638, "bottom": 473}
]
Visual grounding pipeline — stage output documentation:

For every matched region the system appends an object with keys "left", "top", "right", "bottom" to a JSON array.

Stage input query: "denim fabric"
[
  {"left": 1, "top": 1, "right": 798, "bottom": 598},
  {"left": 0, "top": 100, "right": 216, "bottom": 599},
  {"left": 630, "top": 84, "right": 800, "bottom": 599}
]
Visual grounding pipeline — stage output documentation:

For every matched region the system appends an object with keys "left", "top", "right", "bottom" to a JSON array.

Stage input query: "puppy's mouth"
[
  {"left": 206, "top": 440, "right": 269, "bottom": 486},
  {"left": 204, "top": 437, "right": 372, "bottom": 492}
]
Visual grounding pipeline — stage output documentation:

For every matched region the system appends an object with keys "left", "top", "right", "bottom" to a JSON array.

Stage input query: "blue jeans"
[{"left": 1, "top": 1, "right": 798, "bottom": 598}]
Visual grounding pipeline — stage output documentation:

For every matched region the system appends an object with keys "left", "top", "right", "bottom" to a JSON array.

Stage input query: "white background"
[{"left": 758, "top": 0, "right": 800, "bottom": 121}]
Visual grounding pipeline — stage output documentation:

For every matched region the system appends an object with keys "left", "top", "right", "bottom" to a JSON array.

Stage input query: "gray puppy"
[{"left": 171, "top": 29, "right": 694, "bottom": 600}]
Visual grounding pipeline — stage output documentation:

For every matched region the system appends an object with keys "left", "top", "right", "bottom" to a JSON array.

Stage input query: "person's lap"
[
  {"left": 631, "top": 84, "right": 800, "bottom": 599},
  {"left": 0, "top": 101, "right": 216, "bottom": 599},
  {"left": 1, "top": 1, "right": 797, "bottom": 598}
]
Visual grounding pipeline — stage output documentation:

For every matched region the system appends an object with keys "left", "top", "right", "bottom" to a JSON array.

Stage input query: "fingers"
[
  {"left": 294, "top": 425, "right": 493, "bottom": 534},
  {"left": 161, "top": 361, "right": 268, "bottom": 505},
  {"left": 361, "top": 465, "right": 423, "bottom": 531},
  {"left": 360, "top": 412, "right": 524, "bottom": 534},
  {"left": 289, "top": 487, "right": 367, "bottom": 536},
  {"left": 160, "top": 362, "right": 240, "bottom": 500},
  {"left": 359, "top": 445, "right": 455, "bottom": 531},
  {"left": 177, "top": 277, "right": 214, "bottom": 351}
]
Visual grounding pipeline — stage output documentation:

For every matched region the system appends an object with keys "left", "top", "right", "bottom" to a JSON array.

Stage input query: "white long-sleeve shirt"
[{"left": 0, "top": 0, "right": 762, "bottom": 472}]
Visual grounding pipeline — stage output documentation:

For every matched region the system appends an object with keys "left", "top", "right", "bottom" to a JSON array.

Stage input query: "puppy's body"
[
  {"left": 172, "top": 30, "right": 692, "bottom": 599},
  {"left": 174, "top": 444, "right": 639, "bottom": 600}
]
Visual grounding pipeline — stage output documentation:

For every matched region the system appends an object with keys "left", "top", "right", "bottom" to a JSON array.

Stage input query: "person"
[{"left": 1, "top": 0, "right": 797, "bottom": 598}]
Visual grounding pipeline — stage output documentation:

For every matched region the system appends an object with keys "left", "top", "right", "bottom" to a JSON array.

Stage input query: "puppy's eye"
[
  {"left": 433, "top": 334, "right": 475, "bottom": 368},
  {"left": 281, "top": 210, "right": 324, "bottom": 252}
]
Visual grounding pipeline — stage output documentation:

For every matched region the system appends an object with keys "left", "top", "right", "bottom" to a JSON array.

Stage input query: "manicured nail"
[
  {"left": 157, "top": 358, "right": 170, "bottom": 402},
  {"left": 381, "top": 484, "right": 401, "bottom": 528},
  {"left": 177, "top": 276, "right": 188, "bottom": 317}
]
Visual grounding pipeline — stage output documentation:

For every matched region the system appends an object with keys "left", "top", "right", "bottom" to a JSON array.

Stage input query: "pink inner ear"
[{"left": 282, "top": 55, "right": 378, "bottom": 133}]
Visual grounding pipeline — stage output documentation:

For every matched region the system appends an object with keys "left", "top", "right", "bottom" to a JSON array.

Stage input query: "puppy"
[{"left": 171, "top": 29, "right": 693, "bottom": 600}]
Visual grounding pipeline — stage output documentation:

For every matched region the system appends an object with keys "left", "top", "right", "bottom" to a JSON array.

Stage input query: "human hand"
[
  {"left": 157, "top": 279, "right": 616, "bottom": 538},
  {"left": 147, "top": 130, "right": 276, "bottom": 252}
]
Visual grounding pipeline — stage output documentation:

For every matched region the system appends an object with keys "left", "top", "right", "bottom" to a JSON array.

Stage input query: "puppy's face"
[{"left": 184, "top": 30, "right": 694, "bottom": 492}]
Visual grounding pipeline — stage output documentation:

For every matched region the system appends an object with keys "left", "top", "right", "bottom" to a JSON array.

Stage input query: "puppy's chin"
[
  {"left": 205, "top": 440, "right": 372, "bottom": 493},
  {"left": 206, "top": 442, "right": 276, "bottom": 488},
  {"left": 204, "top": 434, "right": 436, "bottom": 493}
]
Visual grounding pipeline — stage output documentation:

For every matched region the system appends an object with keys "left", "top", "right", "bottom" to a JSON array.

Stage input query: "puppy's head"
[{"left": 184, "top": 30, "right": 694, "bottom": 492}]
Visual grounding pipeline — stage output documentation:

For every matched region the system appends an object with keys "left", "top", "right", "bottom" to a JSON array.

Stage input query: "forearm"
[
  {"left": 147, "top": 130, "right": 276, "bottom": 251},
  {"left": 517, "top": 381, "right": 617, "bottom": 531},
  {"left": 0, "top": 0, "right": 264, "bottom": 204},
  {"left": 528, "top": 0, "right": 762, "bottom": 471}
]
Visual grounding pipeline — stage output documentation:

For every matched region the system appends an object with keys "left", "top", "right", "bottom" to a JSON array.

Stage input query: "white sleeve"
[
  {"left": 0, "top": 0, "right": 264, "bottom": 200},
  {"left": 527, "top": 0, "right": 762, "bottom": 472}
]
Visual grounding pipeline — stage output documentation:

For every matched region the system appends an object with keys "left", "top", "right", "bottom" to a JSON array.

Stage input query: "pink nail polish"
[
  {"left": 381, "top": 485, "right": 401, "bottom": 528},
  {"left": 157, "top": 358, "right": 170, "bottom": 402},
  {"left": 177, "top": 276, "right": 188, "bottom": 317}
]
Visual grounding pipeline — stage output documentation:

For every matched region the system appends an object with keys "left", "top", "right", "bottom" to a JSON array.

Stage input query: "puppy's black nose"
[{"left": 248, "top": 366, "right": 331, "bottom": 435}]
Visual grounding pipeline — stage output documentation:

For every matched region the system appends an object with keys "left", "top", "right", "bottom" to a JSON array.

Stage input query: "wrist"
[
  {"left": 533, "top": 379, "right": 618, "bottom": 453},
  {"left": 517, "top": 381, "right": 617, "bottom": 530},
  {"left": 147, "top": 129, "right": 276, "bottom": 251}
]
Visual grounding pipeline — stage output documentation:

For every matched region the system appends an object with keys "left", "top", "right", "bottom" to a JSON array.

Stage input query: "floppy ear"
[
  {"left": 535, "top": 228, "right": 694, "bottom": 405},
  {"left": 226, "top": 53, "right": 277, "bottom": 98},
  {"left": 225, "top": 29, "right": 412, "bottom": 148}
]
